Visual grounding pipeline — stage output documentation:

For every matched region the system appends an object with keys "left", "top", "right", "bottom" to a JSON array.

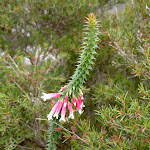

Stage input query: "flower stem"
[{"left": 64, "top": 13, "right": 99, "bottom": 97}]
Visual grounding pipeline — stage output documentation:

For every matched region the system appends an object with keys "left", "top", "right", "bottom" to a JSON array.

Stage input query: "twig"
[
  {"left": 5, "top": 60, "right": 20, "bottom": 77},
  {"left": 109, "top": 42, "right": 138, "bottom": 65},
  {"left": 51, "top": 120, "right": 90, "bottom": 146},
  {"left": 4, "top": 59, "right": 25, "bottom": 81},
  {"left": 11, "top": 79, "right": 30, "bottom": 100},
  {"left": 8, "top": 54, "right": 21, "bottom": 72},
  {"left": 36, "top": 118, "right": 94, "bottom": 149},
  {"left": 17, "top": 145, "right": 31, "bottom": 150}
]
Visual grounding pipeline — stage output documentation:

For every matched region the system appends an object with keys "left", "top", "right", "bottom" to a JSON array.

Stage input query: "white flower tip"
[
  {"left": 42, "top": 92, "right": 47, "bottom": 96},
  {"left": 41, "top": 92, "right": 48, "bottom": 101},
  {"left": 47, "top": 113, "right": 53, "bottom": 120},
  {"left": 47, "top": 116, "right": 53, "bottom": 120},
  {"left": 53, "top": 113, "right": 59, "bottom": 119},
  {"left": 64, "top": 103, "right": 67, "bottom": 107},
  {"left": 78, "top": 110, "right": 83, "bottom": 114},
  {"left": 41, "top": 96, "right": 47, "bottom": 101},
  {"left": 68, "top": 114, "right": 74, "bottom": 119},
  {"left": 73, "top": 102, "right": 76, "bottom": 106},
  {"left": 59, "top": 117, "right": 66, "bottom": 122}
]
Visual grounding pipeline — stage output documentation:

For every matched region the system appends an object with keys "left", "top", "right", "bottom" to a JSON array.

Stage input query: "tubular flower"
[
  {"left": 53, "top": 100, "right": 64, "bottom": 119},
  {"left": 76, "top": 97, "right": 82, "bottom": 114},
  {"left": 59, "top": 102, "right": 67, "bottom": 122},
  {"left": 73, "top": 97, "right": 77, "bottom": 106},
  {"left": 41, "top": 92, "right": 61, "bottom": 101},
  {"left": 59, "top": 94, "right": 68, "bottom": 122},
  {"left": 47, "top": 100, "right": 60, "bottom": 120},
  {"left": 68, "top": 102, "right": 74, "bottom": 119},
  {"left": 78, "top": 96, "right": 84, "bottom": 109},
  {"left": 63, "top": 94, "right": 68, "bottom": 107}
]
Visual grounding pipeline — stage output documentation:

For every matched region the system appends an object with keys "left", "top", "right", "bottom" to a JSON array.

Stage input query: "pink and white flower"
[
  {"left": 76, "top": 96, "right": 84, "bottom": 114},
  {"left": 59, "top": 94, "right": 68, "bottom": 122},
  {"left": 41, "top": 92, "right": 61, "bottom": 101},
  {"left": 73, "top": 97, "right": 77, "bottom": 106},
  {"left": 63, "top": 94, "right": 68, "bottom": 107},
  {"left": 76, "top": 99, "right": 82, "bottom": 114},
  {"left": 68, "top": 102, "right": 74, "bottom": 119},
  {"left": 59, "top": 103, "right": 67, "bottom": 122},
  {"left": 47, "top": 101, "right": 60, "bottom": 120},
  {"left": 53, "top": 100, "right": 64, "bottom": 119},
  {"left": 78, "top": 96, "right": 84, "bottom": 108}
]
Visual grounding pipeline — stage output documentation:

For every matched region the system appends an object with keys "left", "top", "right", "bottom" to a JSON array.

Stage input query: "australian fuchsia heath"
[
  {"left": 41, "top": 13, "right": 99, "bottom": 122},
  {"left": 41, "top": 90, "right": 84, "bottom": 122}
]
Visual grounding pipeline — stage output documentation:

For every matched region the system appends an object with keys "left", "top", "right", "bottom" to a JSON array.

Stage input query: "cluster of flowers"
[{"left": 41, "top": 90, "right": 84, "bottom": 122}]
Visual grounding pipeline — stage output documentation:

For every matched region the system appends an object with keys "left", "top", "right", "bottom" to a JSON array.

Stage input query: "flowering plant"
[{"left": 41, "top": 13, "right": 99, "bottom": 122}]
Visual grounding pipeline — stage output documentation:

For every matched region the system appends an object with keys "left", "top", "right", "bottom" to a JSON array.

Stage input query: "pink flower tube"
[
  {"left": 41, "top": 92, "right": 61, "bottom": 101},
  {"left": 73, "top": 97, "right": 77, "bottom": 106},
  {"left": 59, "top": 94, "right": 68, "bottom": 122},
  {"left": 47, "top": 101, "right": 60, "bottom": 120},
  {"left": 59, "top": 104, "right": 67, "bottom": 122},
  {"left": 53, "top": 100, "right": 64, "bottom": 119},
  {"left": 68, "top": 102, "right": 74, "bottom": 119},
  {"left": 63, "top": 94, "right": 68, "bottom": 107},
  {"left": 76, "top": 97, "right": 83, "bottom": 114}
]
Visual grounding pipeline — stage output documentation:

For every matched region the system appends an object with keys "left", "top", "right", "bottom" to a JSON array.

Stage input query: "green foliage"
[
  {"left": 77, "top": 91, "right": 150, "bottom": 149},
  {"left": 70, "top": 0, "right": 150, "bottom": 149},
  {"left": 0, "top": 46, "right": 64, "bottom": 149}
]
